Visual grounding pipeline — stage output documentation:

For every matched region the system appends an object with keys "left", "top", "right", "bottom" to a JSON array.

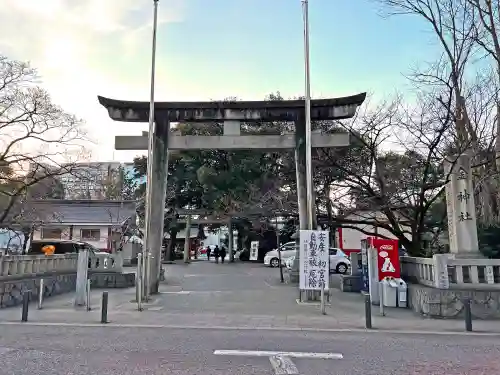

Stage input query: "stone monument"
[{"left": 444, "top": 153, "right": 481, "bottom": 258}]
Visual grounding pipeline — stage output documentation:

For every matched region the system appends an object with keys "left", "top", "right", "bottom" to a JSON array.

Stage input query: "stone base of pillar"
[
  {"left": 150, "top": 282, "right": 160, "bottom": 295},
  {"left": 299, "top": 290, "right": 322, "bottom": 302},
  {"left": 290, "top": 258, "right": 301, "bottom": 283},
  {"left": 289, "top": 270, "right": 300, "bottom": 283},
  {"left": 451, "top": 251, "right": 485, "bottom": 259}
]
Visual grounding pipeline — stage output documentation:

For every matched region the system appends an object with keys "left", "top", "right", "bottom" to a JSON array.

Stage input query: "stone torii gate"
[{"left": 98, "top": 93, "right": 366, "bottom": 293}]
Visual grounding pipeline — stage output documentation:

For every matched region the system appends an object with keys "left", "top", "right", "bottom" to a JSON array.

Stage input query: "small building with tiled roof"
[{"left": 24, "top": 200, "right": 137, "bottom": 252}]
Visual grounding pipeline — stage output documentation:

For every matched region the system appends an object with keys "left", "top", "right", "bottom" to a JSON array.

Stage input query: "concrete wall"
[
  {"left": 0, "top": 273, "right": 76, "bottom": 308},
  {"left": 407, "top": 283, "right": 500, "bottom": 319},
  {"left": 0, "top": 271, "right": 135, "bottom": 309}
]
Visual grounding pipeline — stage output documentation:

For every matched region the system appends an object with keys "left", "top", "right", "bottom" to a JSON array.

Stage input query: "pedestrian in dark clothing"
[
  {"left": 214, "top": 245, "right": 220, "bottom": 264},
  {"left": 220, "top": 246, "right": 227, "bottom": 264},
  {"left": 206, "top": 246, "right": 211, "bottom": 261}
]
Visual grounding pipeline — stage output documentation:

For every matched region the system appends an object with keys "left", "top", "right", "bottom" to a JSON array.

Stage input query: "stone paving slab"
[{"left": 2, "top": 261, "right": 500, "bottom": 334}]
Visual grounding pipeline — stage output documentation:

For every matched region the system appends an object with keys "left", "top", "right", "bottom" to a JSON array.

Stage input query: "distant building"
[
  {"left": 26, "top": 199, "right": 136, "bottom": 252},
  {"left": 29, "top": 161, "right": 137, "bottom": 200}
]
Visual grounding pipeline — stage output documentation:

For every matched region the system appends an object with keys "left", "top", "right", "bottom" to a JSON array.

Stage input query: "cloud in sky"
[{"left": 0, "top": 0, "right": 186, "bottom": 161}]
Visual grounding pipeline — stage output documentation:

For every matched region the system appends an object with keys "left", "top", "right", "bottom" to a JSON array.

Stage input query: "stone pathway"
[{"left": 1, "top": 261, "right": 500, "bottom": 334}]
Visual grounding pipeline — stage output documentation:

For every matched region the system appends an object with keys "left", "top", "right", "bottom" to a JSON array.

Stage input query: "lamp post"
[
  {"left": 301, "top": 0, "right": 314, "bottom": 230},
  {"left": 142, "top": 0, "right": 160, "bottom": 301}
]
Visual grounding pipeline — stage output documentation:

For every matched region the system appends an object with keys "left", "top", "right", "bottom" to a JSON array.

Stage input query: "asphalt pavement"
[
  {"left": 1, "top": 260, "right": 500, "bottom": 334},
  {"left": 1, "top": 324, "right": 499, "bottom": 375},
  {"left": 2, "top": 261, "right": 500, "bottom": 374}
]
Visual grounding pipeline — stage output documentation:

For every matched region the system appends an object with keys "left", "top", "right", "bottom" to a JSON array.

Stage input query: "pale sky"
[{"left": 0, "top": 0, "right": 433, "bottom": 163}]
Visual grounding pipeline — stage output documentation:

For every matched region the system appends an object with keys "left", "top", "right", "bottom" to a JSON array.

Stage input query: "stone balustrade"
[
  {"left": 401, "top": 256, "right": 436, "bottom": 287},
  {"left": 0, "top": 253, "right": 123, "bottom": 280},
  {"left": 401, "top": 255, "right": 500, "bottom": 289},
  {"left": 91, "top": 253, "right": 124, "bottom": 273}
]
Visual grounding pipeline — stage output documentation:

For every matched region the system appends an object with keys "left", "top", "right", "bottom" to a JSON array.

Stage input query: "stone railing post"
[
  {"left": 433, "top": 254, "right": 449, "bottom": 289},
  {"left": 75, "top": 250, "right": 90, "bottom": 306},
  {"left": 114, "top": 253, "right": 124, "bottom": 272}
]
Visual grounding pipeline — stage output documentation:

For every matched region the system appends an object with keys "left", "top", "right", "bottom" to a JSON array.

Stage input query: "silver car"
[{"left": 284, "top": 248, "right": 351, "bottom": 274}]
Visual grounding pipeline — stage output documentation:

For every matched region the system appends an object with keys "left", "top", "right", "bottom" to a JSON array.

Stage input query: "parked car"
[
  {"left": 283, "top": 248, "right": 351, "bottom": 274},
  {"left": 28, "top": 239, "right": 101, "bottom": 256},
  {"left": 263, "top": 241, "right": 297, "bottom": 267}
]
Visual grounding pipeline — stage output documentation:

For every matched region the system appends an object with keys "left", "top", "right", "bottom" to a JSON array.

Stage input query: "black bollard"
[
  {"left": 279, "top": 254, "right": 284, "bottom": 283},
  {"left": 101, "top": 291, "right": 108, "bottom": 324},
  {"left": 364, "top": 293, "right": 372, "bottom": 329},
  {"left": 21, "top": 290, "right": 30, "bottom": 322},
  {"left": 464, "top": 297, "right": 472, "bottom": 332}
]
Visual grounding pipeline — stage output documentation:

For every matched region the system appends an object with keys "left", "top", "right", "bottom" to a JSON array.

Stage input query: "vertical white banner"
[
  {"left": 250, "top": 241, "right": 259, "bottom": 261},
  {"left": 299, "top": 230, "right": 329, "bottom": 290}
]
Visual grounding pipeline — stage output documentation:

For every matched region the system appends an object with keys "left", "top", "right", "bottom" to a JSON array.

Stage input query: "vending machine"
[{"left": 362, "top": 237, "right": 400, "bottom": 305}]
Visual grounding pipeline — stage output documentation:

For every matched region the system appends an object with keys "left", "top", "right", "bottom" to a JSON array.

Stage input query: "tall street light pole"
[
  {"left": 301, "top": 0, "right": 314, "bottom": 230},
  {"left": 142, "top": 0, "right": 160, "bottom": 301}
]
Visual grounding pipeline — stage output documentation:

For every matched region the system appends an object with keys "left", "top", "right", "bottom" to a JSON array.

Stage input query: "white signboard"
[
  {"left": 299, "top": 230, "right": 329, "bottom": 290},
  {"left": 250, "top": 241, "right": 259, "bottom": 261}
]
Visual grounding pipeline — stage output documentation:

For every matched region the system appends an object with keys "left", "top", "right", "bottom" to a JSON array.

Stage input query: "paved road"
[{"left": 1, "top": 324, "right": 499, "bottom": 374}]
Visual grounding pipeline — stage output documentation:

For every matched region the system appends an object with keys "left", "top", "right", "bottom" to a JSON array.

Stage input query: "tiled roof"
[{"left": 21, "top": 200, "right": 137, "bottom": 225}]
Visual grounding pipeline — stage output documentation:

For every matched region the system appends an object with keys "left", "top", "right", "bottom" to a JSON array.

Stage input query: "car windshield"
[
  {"left": 336, "top": 249, "right": 347, "bottom": 257},
  {"left": 279, "top": 243, "right": 295, "bottom": 251}
]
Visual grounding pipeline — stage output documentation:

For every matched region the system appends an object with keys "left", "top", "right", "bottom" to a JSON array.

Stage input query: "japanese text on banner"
[{"left": 299, "top": 230, "right": 329, "bottom": 291}]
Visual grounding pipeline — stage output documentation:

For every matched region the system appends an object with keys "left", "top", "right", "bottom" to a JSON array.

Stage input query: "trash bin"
[
  {"left": 381, "top": 277, "right": 397, "bottom": 307},
  {"left": 396, "top": 278, "right": 407, "bottom": 307}
]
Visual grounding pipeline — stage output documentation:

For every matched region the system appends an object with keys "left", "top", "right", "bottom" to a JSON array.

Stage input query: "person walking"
[
  {"left": 213, "top": 245, "right": 220, "bottom": 264},
  {"left": 206, "top": 246, "right": 212, "bottom": 261},
  {"left": 220, "top": 245, "right": 227, "bottom": 264}
]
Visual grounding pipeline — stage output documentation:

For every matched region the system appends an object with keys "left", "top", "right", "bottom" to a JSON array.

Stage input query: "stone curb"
[{"left": 1, "top": 321, "right": 500, "bottom": 336}]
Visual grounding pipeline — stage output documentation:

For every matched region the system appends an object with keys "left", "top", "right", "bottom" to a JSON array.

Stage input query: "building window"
[
  {"left": 41, "top": 228, "right": 62, "bottom": 239},
  {"left": 81, "top": 229, "right": 101, "bottom": 241}
]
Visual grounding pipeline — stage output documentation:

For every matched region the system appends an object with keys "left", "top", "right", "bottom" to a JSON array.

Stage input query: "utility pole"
[{"left": 142, "top": 0, "right": 160, "bottom": 301}]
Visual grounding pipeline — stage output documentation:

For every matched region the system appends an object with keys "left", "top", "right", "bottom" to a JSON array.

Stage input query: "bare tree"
[
  {"left": 379, "top": 0, "right": 477, "bottom": 142},
  {"left": 0, "top": 55, "right": 89, "bottom": 226},
  {"left": 468, "top": 0, "right": 500, "bottom": 164},
  {"left": 321, "top": 93, "right": 470, "bottom": 256},
  {"left": 104, "top": 201, "right": 137, "bottom": 253},
  {"left": 376, "top": 0, "right": 500, "bottom": 224}
]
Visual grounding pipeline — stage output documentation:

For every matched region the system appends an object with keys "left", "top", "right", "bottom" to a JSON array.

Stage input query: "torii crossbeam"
[{"left": 98, "top": 93, "right": 366, "bottom": 292}]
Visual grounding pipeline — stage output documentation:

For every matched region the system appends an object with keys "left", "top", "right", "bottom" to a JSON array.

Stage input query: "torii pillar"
[{"left": 98, "top": 93, "right": 366, "bottom": 293}]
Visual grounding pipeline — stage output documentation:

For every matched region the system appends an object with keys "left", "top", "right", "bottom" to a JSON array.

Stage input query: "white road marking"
[
  {"left": 159, "top": 291, "right": 191, "bottom": 294},
  {"left": 295, "top": 299, "right": 331, "bottom": 306},
  {"left": 213, "top": 350, "right": 343, "bottom": 359},
  {"left": 184, "top": 274, "right": 231, "bottom": 277},
  {"left": 160, "top": 290, "right": 227, "bottom": 294},
  {"left": 263, "top": 280, "right": 275, "bottom": 288},
  {"left": 269, "top": 355, "right": 299, "bottom": 374}
]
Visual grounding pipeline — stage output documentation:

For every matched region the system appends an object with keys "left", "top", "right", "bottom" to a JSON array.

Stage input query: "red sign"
[{"left": 369, "top": 238, "right": 400, "bottom": 281}]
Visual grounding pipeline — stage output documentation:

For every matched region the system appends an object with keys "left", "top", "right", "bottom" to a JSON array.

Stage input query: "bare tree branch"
[{"left": 0, "top": 55, "right": 90, "bottom": 226}]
